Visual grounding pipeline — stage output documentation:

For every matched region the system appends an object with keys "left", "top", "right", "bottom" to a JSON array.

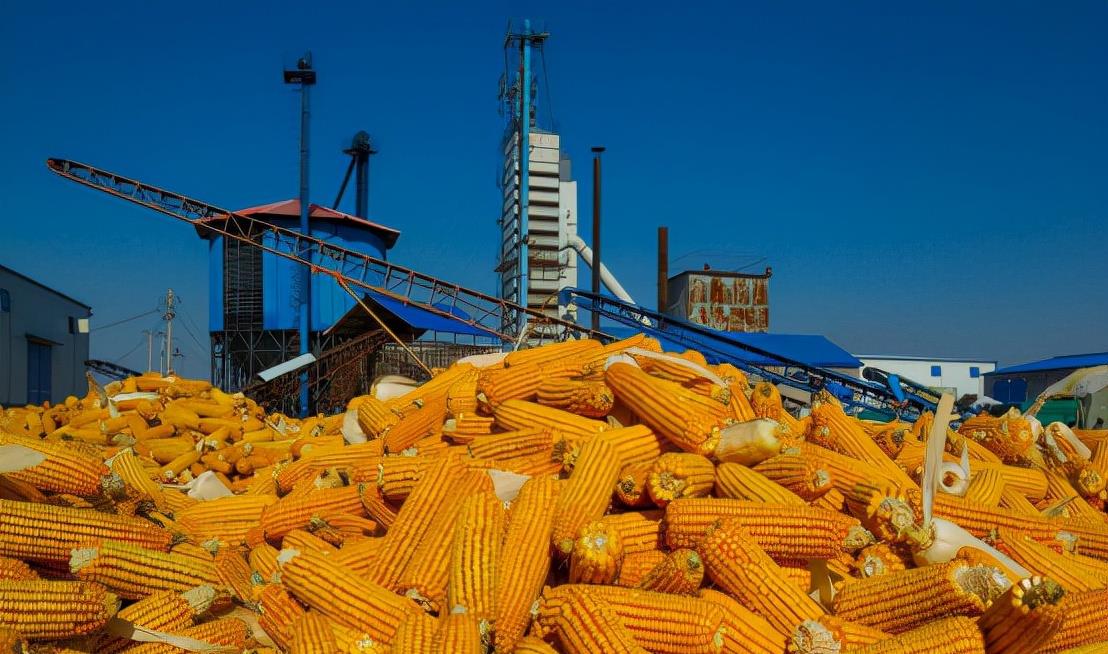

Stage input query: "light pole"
[
  {"left": 284, "top": 52, "right": 316, "bottom": 416},
  {"left": 590, "top": 146, "right": 605, "bottom": 332}
]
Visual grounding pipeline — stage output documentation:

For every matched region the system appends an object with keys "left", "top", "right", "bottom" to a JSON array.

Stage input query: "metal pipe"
[
  {"left": 590, "top": 146, "right": 605, "bottom": 331},
  {"left": 519, "top": 20, "right": 533, "bottom": 338},
  {"left": 563, "top": 235, "right": 634, "bottom": 303},
  {"left": 658, "top": 226, "right": 669, "bottom": 312}
]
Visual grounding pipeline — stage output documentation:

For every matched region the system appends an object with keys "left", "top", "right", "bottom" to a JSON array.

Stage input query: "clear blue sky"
[{"left": 2, "top": 1, "right": 1105, "bottom": 379}]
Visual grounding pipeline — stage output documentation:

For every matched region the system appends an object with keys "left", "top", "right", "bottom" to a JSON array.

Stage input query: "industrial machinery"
[
  {"left": 48, "top": 158, "right": 602, "bottom": 413},
  {"left": 85, "top": 359, "right": 142, "bottom": 382}
]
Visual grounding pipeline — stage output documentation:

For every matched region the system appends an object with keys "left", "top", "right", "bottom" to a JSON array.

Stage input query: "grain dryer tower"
[{"left": 497, "top": 20, "right": 580, "bottom": 340}]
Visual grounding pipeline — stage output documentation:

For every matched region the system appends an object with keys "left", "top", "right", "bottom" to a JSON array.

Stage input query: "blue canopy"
[
  {"left": 365, "top": 291, "right": 494, "bottom": 338},
  {"left": 989, "top": 352, "right": 1108, "bottom": 376}
]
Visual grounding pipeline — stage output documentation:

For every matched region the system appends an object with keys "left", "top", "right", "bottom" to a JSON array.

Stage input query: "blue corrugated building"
[{"left": 985, "top": 352, "right": 1108, "bottom": 404}]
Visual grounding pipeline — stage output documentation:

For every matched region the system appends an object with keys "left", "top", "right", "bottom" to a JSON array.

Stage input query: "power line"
[{"left": 92, "top": 308, "right": 159, "bottom": 332}]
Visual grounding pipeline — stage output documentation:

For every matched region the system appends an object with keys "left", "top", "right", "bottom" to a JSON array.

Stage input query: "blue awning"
[
  {"left": 364, "top": 291, "right": 494, "bottom": 338},
  {"left": 988, "top": 352, "right": 1108, "bottom": 376}
]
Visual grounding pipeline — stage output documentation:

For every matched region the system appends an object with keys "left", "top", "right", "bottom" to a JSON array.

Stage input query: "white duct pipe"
[{"left": 564, "top": 234, "right": 636, "bottom": 303}]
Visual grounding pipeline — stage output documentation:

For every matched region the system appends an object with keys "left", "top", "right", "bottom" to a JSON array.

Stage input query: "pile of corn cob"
[{"left": 1, "top": 333, "right": 1107, "bottom": 653}]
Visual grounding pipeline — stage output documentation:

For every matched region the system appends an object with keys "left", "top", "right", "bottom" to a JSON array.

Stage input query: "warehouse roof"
[
  {"left": 199, "top": 199, "right": 401, "bottom": 248},
  {"left": 988, "top": 352, "right": 1108, "bottom": 376},
  {"left": 0, "top": 264, "right": 91, "bottom": 311}
]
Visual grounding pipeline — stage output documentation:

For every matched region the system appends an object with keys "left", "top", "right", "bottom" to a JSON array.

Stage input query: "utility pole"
[
  {"left": 163, "top": 289, "right": 176, "bottom": 375},
  {"left": 658, "top": 226, "right": 669, "bottom": 313},
  {"left": 284, "top": 52, "right": 317, "bottom": 416},
  {"left": 144, "top": 330, "right": 154, "bottom": 372},
  {"left": 590, "top": 146, "right": 605, "bottom": 332}
]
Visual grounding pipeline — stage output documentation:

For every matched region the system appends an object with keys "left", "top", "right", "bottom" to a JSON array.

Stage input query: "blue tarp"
[
  {"left": 604, "top": 325, "right": 861, "bottom": 369},
  {"left": 364, "top": 291, "right": 493, "bottom": 338},
  {"left": 989, "top": 352, "right": 1108, "bottom": 376}
]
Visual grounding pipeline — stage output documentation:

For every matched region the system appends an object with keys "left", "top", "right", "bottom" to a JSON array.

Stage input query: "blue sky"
[{"left": 2, "top": 1, "right": 1105, "bottom": 379}]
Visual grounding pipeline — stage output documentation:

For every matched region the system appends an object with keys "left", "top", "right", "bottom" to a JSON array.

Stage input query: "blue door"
[{"left": 27, "top": 342, "right": 52, "bottom": 404}]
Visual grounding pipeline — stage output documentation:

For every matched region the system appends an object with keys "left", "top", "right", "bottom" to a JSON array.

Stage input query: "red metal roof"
[{"left": 199, "top": 199, "right": 400, "bottom": 248}]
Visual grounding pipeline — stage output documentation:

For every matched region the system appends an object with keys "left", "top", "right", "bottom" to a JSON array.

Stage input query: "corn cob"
[
  {"left": 279, "top": 548, "right": 421, "bottom": 643},
  {"left": 749, "top": 381, "right": 804, "bottom": 434},
  {"left": 617, "top": 549, "right": 667, "bottom": 587},
  {"left": 637, "top": 548, "right": 703, "bottom": 595},
  {"left": 382, "top": 397, "right": 449, "bottom": 453},
  {"left": 569, "top": 520, "right": 623, "bottom": 584},
  {"left": 537, "top": 588, "right": 649, "bottom": 654},
  {"left": 600, "top": 510, "right": 665, "bottom": 555},
  {"left": 275, "top": 441, "right": 384, "bottom": 492},
  {"left": 257, "top": 583, "right": 306, "bottom": 651},
  {"left": 853, "top": 542, "right": 909, "bottom": 578},
  {"left": 368, "top": 455, "right": 428, "bottom": 500},
  {"left": 175, "top": 494, "right": 276, "bottom": 545},
  {"left": 466, "top": 429, "right": 552, "bottom": 461},
  {"left": 752, "top": 454, "right": 832, "bottom": 500},
  {"left": 536, "top": 378, "right": 615, "bottom": 418},
  {"left": 446, "top": 368, "right": 480, "bottom": 418},
  {"left": 1000, "top": 484, "right": 1042, "bottom": 516},
  {"left": 490, "top": 475, "right": 561, "bottom": 654},
  {"left": 851, "top": 616, "right": 985, "bottom": 654},
  {"left": 788, "top": 615, "right": 890, "bottom": 654},
  {"left": 122, "top": 616, "right": 250, "bottom": 654},
  {"left": 551, "top": 436, "right": 621, "bottom": 554},
  {"left": 698, "top": 518, "right": 824, "bottom": 633},
  {"left": 0, "top": 557, "right": 37, "bottom": 581},
  {"left": 283, "top": 529, "right": 338, "bottom": 556},
  {"left": 832, "top": 561, "right": 1011, "bottom": 634},
  {"left": 477, "top": 363, "right": 543, "bottom": 409},
  {"left": 958, "top": 413, "right": 1036, "bottom": 464},
  {"left": 93, "top": 586, "right": 215, "bottom": 654},
  {"left": 588, "top": 424, "right": 671, "bottom": 468},
  {"left": 504, "top": 339, "right": 601, "bottom": 369},
  {"left": 1045, "top": 472, "right": 1106, "bottom": 523},
  {"left": 390, "top": 611, "right": 439, "bottom": 654},
  {"left": 447, "top": 491, "right": 505, "bottom": 619},
  {"left": 358, "top": 484, "right": 399, "bottom": 530},
  {"left": 713, "top": 461, "right": 805, "bottom": 505},
  {"left": 698, "top": 588, "right": 784, "bottom": 654},
  {"left": 259, "top": 485, "right": 367, "bottom": 542},
  {"left": 791, "top": 441, "right": 904, "bottom": 495},
  {"left": 431, "top": 610, "right": 483, "bottom": 654},
  {"left": 493, "top": 399, "right": 608, "bottom": 443},
  {"left": 0, "top": 433, "right": 110, "bottom": 496},
  {"left": 664, "top": 498, "right": 870, "bottom": 557},
  {"left": 647, "top": 452, "right": 715, "bottom": 507},
  {"left": 70, "top": 540, "right": 220, "bottom": 600},
  {"left": 443, "top": 414, "right": 496, "bottom": 441},
  {"left": 807, "top": 397, "right": 916, "bottom": 488},
  {"left": 1038, "top": 588, "right": 1108, "bottom": 653},
  {"left": 606, "top": 362, "right": 726, "bottom": 456},
  {"left": 0, "top": 476, "right": 45, "bottom": 503},
  {"left": 0, "top": 628, "right": 24, "bottom": 653},
  {"left": 964, "top": 469, "right": 1006, "bottom": 506},
  {"left": 288, "top": 611, "right": 339, "bottom": 654},
  {"left": 0, "top": 579, "right": 119, "bottom": 640},
  {"left": 998, "top": 529, "right": 1106, "bottom": 591},
  {"left": 249, "top": 542, "right": 281, "bottom": 584},
  {"left": 395, "top": 470, "right": 492, "bottom": 607},
  {"left": 539, "top": 584, "right": 725, "bottom": 654},
  {"left": 0, "top": 499, "right": 172, "bottom": 564},
  {"left": 977, "top": 576, "right": 1065, "bottom": 654},
  {"left": 511, "top": 636, "right": 558, "bottom": 654},
  {"left": 615, "top": 461, "right": 654, "bottom": 507}
]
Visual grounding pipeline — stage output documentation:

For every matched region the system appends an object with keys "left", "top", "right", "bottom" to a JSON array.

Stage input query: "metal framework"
[
  {"left": 85, "top": 359, "right": 141, "bottom": 381},
  {"left": 561, "top": 288, "right": 937, "bottom": 419},
  {"left": 46, "top": 158, "right": 603, "bottom": 344}
]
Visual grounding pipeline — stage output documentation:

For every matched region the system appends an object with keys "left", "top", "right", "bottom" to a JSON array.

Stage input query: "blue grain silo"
[{"left": 198, "top": 199, "right": 401, "bottom": 391}]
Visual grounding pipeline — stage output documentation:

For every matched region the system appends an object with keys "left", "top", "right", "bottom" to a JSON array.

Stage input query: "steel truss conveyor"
[{"left": 46, "top": 158, "right": 603, "bottom": 345}]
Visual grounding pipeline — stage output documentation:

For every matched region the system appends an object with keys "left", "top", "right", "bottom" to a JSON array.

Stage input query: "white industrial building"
[
  {"left": 0, "top": 265, "right": 92, "bottom": 405},
  {"left": 855, "top": 354, "right": 996, "bottom": 401},
  {"left": 498, "top": 130, "right": 579, "bottom": 336}
]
